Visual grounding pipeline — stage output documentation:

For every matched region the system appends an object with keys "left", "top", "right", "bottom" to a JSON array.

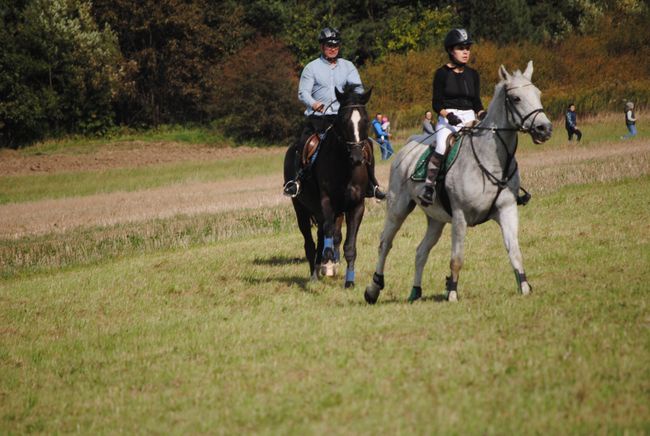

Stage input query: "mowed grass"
[{"left": 1, "top": 176, "right": 648, "bottom": 433}]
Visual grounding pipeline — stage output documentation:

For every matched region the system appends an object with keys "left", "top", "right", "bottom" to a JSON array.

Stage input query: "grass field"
[{"left": 0, "top": 115, "right": 648, "bottom": 433}]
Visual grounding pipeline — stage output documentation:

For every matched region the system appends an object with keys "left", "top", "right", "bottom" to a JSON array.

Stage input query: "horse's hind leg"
[
  {"left": 293, "top": 200, "right": 318, "bottom": 280},
  {"left": 410, "top": 217, "right": 445, "bottom": 302},
  {"left": 364, "top": 195, "right": 415, "bottom": 304},
  {"left": 495, "top": 204, "right": 531, "bottom": 295},
  {"left": 447, "top": 212, "right": 468, "bottom": 302}
]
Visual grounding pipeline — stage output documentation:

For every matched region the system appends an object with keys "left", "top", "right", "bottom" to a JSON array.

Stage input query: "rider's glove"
[{"left": 446, "top": 112, "right": 461, "bottom": 126}]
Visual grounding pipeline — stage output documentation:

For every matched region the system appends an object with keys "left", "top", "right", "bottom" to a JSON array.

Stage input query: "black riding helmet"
[
  {"left": 319, "top": 27, "right": 341, "bottom": 45},
  {"left": 443, "top": 28, "right": 473, "bottom": 50},
  {"left": 444, "top": 28, "right": 473, "bottom": 66}
]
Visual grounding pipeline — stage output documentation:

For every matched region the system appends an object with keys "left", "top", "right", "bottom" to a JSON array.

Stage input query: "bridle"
[
  {"left": 336, "top": 103, "right": 370, "bottom": 161},
  {"left": 461, "top": 82, "right": 543, "bottom": 222},
  {"left": 503, "top": 83, "right": 546, "bottom": 134}
]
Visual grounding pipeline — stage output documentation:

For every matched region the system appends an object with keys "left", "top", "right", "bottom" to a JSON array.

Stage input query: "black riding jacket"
[{"left": 432, "top": 65, "right": 484, "bottom": 115}]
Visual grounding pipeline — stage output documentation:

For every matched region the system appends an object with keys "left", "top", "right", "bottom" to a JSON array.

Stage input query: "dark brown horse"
[{"left": 283, "top": 85, "right": 372, "bottom": 287}]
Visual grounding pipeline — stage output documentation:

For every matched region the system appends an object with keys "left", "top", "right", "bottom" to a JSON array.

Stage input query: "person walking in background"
[
  {"left": 372, "top": 112, "right": 394, "bottom": 160},
  {"left": 418, "top": 28, "right": 485, "bottom": 206},
  {"left": 565, "top": 103, "right": 582, "bottom": 141},
  {"left": 622, "top": 101, "right": 637, "bottom": 139},
  {"left": 422, "top": 110, "right": 435, "bottom": 135}
]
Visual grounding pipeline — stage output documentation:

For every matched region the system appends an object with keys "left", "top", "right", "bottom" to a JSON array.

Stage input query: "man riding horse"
[{"left": 283, "top": 27, "right": 385, "bottom": 200}]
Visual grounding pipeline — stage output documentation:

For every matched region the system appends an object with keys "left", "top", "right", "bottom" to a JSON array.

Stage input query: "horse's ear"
[
  {"left": 498, "top": 65, "right": 511, "bottom": 82},
  {"left": 335, "top": 87, "right": 345, "bottom": 105},
  {"left": 523, "top": 60, "right": 534, "bottom": 80},
  {"left": 360, "top": 86, "right": 373, "bottom": 105}
]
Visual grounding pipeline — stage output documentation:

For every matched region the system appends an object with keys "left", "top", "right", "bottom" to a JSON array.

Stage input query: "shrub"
[{"left": 214, "top": 37, "right": 302, "bottom": 144}]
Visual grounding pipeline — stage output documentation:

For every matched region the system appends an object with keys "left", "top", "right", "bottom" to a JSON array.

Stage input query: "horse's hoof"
[
  {"left": 408, "top": 286, "right": 422, "bottom": 303},
  {"left": 345, "top": 281, "right": 355, "bottom": 288},
  {"left": 364, "top": 286, "right": 380, "bottom": 305},
  {"left": 520, "top": 282, "right": 532, "bottom": 295},
  {"left": 321, "top": 261, "right": 336, "bottom": 277},
  {"left": 446, "top": 290, "right": 458, "bottom": 302}
]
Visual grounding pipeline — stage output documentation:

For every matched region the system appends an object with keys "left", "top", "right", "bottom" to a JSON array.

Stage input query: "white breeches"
[{"left": 434, "top": 109, "right": 476, "bottom": 155}]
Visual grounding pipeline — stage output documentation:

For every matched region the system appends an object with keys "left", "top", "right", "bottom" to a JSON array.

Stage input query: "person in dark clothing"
[
  {"left": 565, "top": 103, "right": 582, "bottom": 141},
  {"left": 418, "top": 28, "right": 485, "bottom": 206},
  {"left": 622, "top": 101, "right": 637, "bottom": 139}
]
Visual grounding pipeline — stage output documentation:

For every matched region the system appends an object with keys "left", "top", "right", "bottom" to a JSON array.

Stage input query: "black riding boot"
[
  {"left": 417, "top": 151, "right": 444, "bottom": 206},
  {"left": 365, "top": 151, "right": 386, "bottom": 200},
  {"left": 283, "top": 147, "right": 304, "bottom": 197}
]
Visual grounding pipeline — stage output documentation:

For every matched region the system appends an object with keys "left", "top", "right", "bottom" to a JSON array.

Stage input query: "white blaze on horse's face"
[{"left": 351, "top": 109, "right": 362, "bottom": 143}]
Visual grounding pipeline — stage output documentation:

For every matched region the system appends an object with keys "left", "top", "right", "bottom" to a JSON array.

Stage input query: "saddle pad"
[{"left": 410, "top": 135, "right": 463, "bottom": 181}]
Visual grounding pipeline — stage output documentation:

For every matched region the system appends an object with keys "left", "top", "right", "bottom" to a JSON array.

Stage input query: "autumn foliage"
[{"left": 215, "top": 38, "right": 303, "bottom": 143}]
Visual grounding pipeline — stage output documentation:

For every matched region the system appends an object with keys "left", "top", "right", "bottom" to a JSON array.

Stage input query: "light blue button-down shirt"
[{"left": 298, "top": 55, "right": 364, "bottom": 116}]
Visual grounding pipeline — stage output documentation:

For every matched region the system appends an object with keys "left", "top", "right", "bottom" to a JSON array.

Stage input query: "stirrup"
[
  {"left": 517, "top": 187, "right": 531, "bottom": 206},
  {"left": 373, "top": 185, "right": 386, "bottom": 201},
  {"left": 283, "top": 180, "right": 300, "bottom": 198},
  {"left": 417, "top": 185, "right": 435, "bottom": 206}
]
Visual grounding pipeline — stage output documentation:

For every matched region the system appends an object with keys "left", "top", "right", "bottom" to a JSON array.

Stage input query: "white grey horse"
[{"left": 364, "top": 61, "right": 552, "bottom": 304}]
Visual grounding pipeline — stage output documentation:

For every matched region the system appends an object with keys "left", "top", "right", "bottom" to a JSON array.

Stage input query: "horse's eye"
[{"left": 513, "top": 96, "right": 521, "bottom": 103}]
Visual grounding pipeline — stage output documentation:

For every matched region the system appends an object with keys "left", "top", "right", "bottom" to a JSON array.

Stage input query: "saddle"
[
  {"left": 411, "top": 132, "right": 464, "bottom": 182},
  {"left": 301, "top": 133, "right": 321, "bottom": 168}
]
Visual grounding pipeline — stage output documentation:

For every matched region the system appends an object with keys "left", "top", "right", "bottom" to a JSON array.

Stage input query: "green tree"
[
  {"left": 466, "top": 0, "right": 535, "bottom": 44},
  {"left": 0, "top": 0, "right": 121, "bottom": 147},
  {"left": 92, "top": 0, "right": 253, "bottom": 126}
]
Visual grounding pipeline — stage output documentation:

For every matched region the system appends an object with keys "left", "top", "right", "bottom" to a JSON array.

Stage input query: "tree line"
[{"left": 1, "top": 0, "right": 647, "bottom": 147}]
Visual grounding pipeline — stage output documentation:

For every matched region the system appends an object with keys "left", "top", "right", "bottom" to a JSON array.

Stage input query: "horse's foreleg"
[
  {"left": 333, "top": 215, "right": 344, "bottom": 276},
  {"left": 496, "top": 204, "right": 531, "bottom": 295},
  {"left": 364, "top": 197, "right": 415, "bottom": 304},
  {"left": 320, "top": 194, "right": 338, "bottom": 276},
  {"left": 314, "top": 224, "right": 324, "bottom": 281},
  {"left": 448, "top": 212, "right": 467, "bottom": 302},
  {"left": 342, "top": 203, "right": 365, "bottom": 288},
  {"left": 410, "top": 217, "right": 445, "bottom": 302}
]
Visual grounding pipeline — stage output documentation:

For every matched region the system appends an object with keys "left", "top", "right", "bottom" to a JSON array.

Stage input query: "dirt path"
[
  {"left": 0, "top": 142, "right": 282, "bottom": 176},
  {"left": 1, "top": 140, "right": 648, "bottom": 239}
]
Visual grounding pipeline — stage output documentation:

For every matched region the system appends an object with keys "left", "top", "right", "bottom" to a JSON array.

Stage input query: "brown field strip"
[{"left": 0, "top": 140, "right": 648, "bottom": 239}]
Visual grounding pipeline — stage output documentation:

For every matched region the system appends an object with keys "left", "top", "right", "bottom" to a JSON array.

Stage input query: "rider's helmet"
[
  {"left": 319, "top": 27, "right": 341, "bottom": 45},
  {"left": 443, "top": 28, "right": 473, "bottom": 51}
]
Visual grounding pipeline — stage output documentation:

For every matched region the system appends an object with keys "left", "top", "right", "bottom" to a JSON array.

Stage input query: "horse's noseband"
[{"left": 504, "top": 84, "right": 545, "bottom": 134}]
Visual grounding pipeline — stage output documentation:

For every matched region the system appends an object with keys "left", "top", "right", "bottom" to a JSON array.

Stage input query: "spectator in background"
[
  {"left": 565, "top": 103, "right": 582, "bottom": 141},
  {"left": 622, "top": 101, "right": 637, "bottom": 139},
  {"left": 372, "top": 112, "right": 394, "bottom": 160},
  {"left": 423, "top": 110, "right": 435, "bottom": 134},
  {"left": 381, "top": 115, "right": 391, "bottom": 134}
]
